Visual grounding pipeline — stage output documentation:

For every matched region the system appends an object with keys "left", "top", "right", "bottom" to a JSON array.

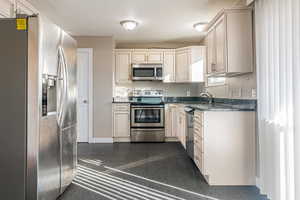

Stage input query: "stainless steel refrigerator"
[{"left": 0, "top": 16, "right": 77, "bottom": 200}]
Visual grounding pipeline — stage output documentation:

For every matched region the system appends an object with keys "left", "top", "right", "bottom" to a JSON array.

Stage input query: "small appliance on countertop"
[{"left": 130, "top": 89, "right": 165, "bottom": 142}]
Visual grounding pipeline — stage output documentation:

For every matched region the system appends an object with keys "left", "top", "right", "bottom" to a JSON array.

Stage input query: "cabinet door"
[
  {"left": 165, "top": 105, "right": 172, "bottom": 137},
  {"left": 226, "top": 11, "right": 253, "bottom": 73},
  {"left": 148, "top": 51, "right": 163, "bottom": 63},
  {"left": 171, "top": 107, "right": 177, "bottom": 137},
  {"left": 176, "top": 51, "right": 190, "bottom": 82},
  {"left": 115, "top": 52, "right": 131, "bottom": 83},
  {"left": 132, "top": 51, "right": 148, "bottom": 64},
  {"left": 113, "top": 112, "right": 130, "bottom": 137},
  {"left": 163, "top": 51, "right": 175, "bottom": 82},
  {"left": 215, "top": 17, "right": 226, "bottom": 73},
  {"left": 206, "top": 30, "right": 215, "bottom": 74},
  {"left": 178, "top": 110, "right": 186, "bottom": 148}
]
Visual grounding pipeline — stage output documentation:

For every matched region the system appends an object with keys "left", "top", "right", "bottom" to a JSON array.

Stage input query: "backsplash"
[
  {"left": 114, "top": 82, "right": 204, "bottom": 97},
  {"left": 204, "top": 72, "right": 257, "bottom": 99},
  {"left": 114, "top": 73, "right": 256, "bottom": 100}
]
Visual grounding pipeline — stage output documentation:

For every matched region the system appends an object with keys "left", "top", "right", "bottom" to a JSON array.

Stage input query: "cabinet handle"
[{"left": 211, "top": 63, "right": 216, "bottom": 72}]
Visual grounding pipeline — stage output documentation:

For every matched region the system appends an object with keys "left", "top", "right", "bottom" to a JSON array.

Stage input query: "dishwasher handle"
[{"left": 184, "top": 107, "right": 195, "bottom": 114}]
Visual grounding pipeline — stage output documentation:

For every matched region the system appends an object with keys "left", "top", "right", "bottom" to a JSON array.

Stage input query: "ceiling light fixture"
[
  {"left": 120, "top": 20, "right": 138, "bottom": 31},
  {"left": 193, "top": 22, "right": 207, "bottom": 32}
]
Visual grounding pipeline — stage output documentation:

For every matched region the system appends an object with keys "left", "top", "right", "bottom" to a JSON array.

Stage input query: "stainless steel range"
[{"left": 130, "top": 90, "right": 165, "bottom": 142}]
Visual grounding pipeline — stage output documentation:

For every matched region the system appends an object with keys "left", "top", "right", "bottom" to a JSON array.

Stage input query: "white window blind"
[
  {"left": 0, "top": 0, "right": 38, "bottom": 17},
  {"left": 0, "top": 0, "right": 12, "bottom": 17},
  {"left": 255, "top": 0, "right": 300, "bottom": 200}
]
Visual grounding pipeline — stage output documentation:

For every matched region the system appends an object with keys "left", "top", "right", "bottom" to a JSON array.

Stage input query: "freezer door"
[
  {"left": 38, "top": 115, "right": 61, "bottom": 200},
  {"left": 60, "top": 125, "right": 77, "bottom": 193},
  {"left": 39, "top": 16, "right": 61, "bottom": 76},
  {"left": 0, "top": 18, "right": 28, "bottom": 200}
]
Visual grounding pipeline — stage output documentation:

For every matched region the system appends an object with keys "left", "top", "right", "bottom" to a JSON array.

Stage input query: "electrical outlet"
[
  {"left": 186, "top": 90, "right": 191, "bottom": 97},
  {"left": 242, "top": 88, "right": 252, "bottom": 98},
  {"left": 251, "top": 89, "right": 257, "bottom": 98},
  {"left": 232, "top": 88, "right": 242, "bottom": 98}
]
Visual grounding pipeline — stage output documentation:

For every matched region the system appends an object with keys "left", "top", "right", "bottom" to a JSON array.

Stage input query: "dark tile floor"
[{"left": 59, "top": 142, "right": 267, "bottom": 200}]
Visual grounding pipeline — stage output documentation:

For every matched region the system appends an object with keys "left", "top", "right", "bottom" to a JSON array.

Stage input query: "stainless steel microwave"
[{"left": 131, "top": 64, "right": 163, "bottom": 81}]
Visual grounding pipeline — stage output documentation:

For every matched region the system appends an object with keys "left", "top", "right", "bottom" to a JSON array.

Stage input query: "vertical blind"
[
  {"left": 0, "top": 0, "right": 37, "bottom": 17},
  {"left": 255, "top": 0, "right": 300, "bottom": 199}
]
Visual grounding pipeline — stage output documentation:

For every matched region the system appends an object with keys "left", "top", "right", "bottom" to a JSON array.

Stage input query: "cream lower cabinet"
[
  {"left": 112, "top": 104, "right": 130, "bottom": 141},
  {"left": 178, "top": 107, "right": 187, "bottom": 148},
  {"left": 165, "top": 104, "right": 178, "bottom": 139},
  {"left": 165, "top": 104, "right": 186, "bottom": 145},
  {"left": 169, "top": 105, "right": 186, "bottom": 148},
  {"left": 194, "top": 110, "right": 256, "bottom": 185}
]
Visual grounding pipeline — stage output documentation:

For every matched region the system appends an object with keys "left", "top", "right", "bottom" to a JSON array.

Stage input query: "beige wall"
[{"left": 75, "top": 36, "right": 114, "bottom": 138}]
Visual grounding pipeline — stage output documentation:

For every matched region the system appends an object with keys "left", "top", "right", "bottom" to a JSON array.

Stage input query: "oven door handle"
[{"left": 131, "top": 105, "right": 164, "bottom": 108}]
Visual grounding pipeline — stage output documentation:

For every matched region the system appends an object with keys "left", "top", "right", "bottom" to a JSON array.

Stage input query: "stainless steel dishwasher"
[{"left": 185, "top": 107, "right": 195, "bottom": 159}]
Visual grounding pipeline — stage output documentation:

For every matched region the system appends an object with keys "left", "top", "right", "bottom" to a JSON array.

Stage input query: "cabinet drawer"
[
  {"left": 194, "top": 111, "right": 203, "bottom": 119},
  {"left": 194, "top": 142, "right": 203, "bottom": 154},
  {"left": 194, "top": 135, "right": 203, "bottom": 152},
  {"left": 194, "top": 119, "right": 203, "bottom": 126},
  {"left": 194, "top": 123, "right": 202, "bottom": 133},
  {"left": 195, "top": 143, "right": 203, "bottom": 155},
  {"left": 113, "top": 104, "right": 130, "bottom": 111}
]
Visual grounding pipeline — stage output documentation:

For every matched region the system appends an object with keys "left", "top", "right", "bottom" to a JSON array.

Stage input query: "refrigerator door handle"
[{"left": 57, "top": 47, "right": 67, "bottom": 128}]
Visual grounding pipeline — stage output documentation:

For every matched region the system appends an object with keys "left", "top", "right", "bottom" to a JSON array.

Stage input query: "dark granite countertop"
[
  {"left": 185, "top": 103, "right": 256, "bottom": 111},
  {"left": 112, "top": 96, "right": 256, "bottom": 111}
]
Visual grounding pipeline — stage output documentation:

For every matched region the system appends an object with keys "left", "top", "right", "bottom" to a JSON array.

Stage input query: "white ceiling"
[{"left": 28, "top": 0, "right": 243, "bottom": 44}]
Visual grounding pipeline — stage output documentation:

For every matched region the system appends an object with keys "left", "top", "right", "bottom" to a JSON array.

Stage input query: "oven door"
[{"left": 131, "top": 105, "right": 164, "bottom": 128}]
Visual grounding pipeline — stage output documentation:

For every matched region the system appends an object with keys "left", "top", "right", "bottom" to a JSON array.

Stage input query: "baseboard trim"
[
  {"left": 165, "top": 137, "right": 179, "bottom": 142},
  {"left": 93, "top": 137, "right": 113, "bottom": 143},
  {"left": 113, "top": 137, "right": 131, "bottom": 142},
  {"left": 255, "top": 177, "right": 269, "bottom": 198},
  {"left": 255, "top": 177, "right": 261, "bottom": 189}
]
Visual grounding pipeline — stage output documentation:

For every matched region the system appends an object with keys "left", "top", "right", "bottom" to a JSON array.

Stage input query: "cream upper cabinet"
[
  {"left": 205, "top": 8, "right": 254, "bottom": 77},
  {"left": 115, "top": 49, "right": 132, "bottom": 83},
  {"left": 214, "top": 17, "right": 226, "bottom": 73},
  {"left": 175, "top": 46, "right": 206, "bottom": 83},
  {"left": 175, "top": 49, "right": 190, "bottom": 82},
  {"left": 112, "top": 104, "right": 130, "bottom": 138},
  {"left": 148, "top": 50, "right": 164, "bottom": 63},
  {"left": 205, "top": 30, "right": 215, "bottom": 74},
  {"left": 131, "top": 49, "right": 164, "bottom": 64},
  {"left": 131, "top": 49, "right": 148, "bottom": 64},
  {"left": 163, "top": 51, "right": 175, "bottom": 83}
]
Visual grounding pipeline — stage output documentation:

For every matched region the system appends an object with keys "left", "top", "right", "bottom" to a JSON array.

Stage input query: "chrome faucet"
[{"left": 200, "top": 91, "right": 214, "bottom": 104}]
